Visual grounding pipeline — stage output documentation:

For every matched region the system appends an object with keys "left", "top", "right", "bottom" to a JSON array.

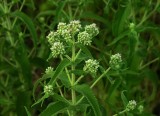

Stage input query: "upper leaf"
[{"left": 73, "top": 84, "right": 101, "bottom": 116}]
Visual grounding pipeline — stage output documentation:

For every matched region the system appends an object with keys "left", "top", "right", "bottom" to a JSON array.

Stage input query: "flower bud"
[{"left": 129, "top": 23, "right": 135, "bottom": 30}]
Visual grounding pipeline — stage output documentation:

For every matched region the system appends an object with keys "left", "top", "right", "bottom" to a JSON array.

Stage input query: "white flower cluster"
[
  {"left": 109, "top": 53, "right": 122, "bottom": 70},
  {"left": 46, "top": 20, "right": 99, "bottom": 58},
  {"left": 78, "top": 23, "right": 99, "bottom": 45},
  {"left": 126, "top": 100, "right": 137, "bottom": 111},
  {"left": 47, "top": 31, "right": 60, "bottom": 45},
  {"left": 68, "top": 20, "right": 82, "bottom": 35},
  {"left": 44, "top": 85, "right": 53, "bottom": 95},
  {"left": 85, "top": 23, "right": 99, "bottom": 37},
  {"left": 83, "top": 59, "right": 99, "bottom": 74},
  {"left": 78, "top": 31, "right": 91, "bottom": 45},
  {"left": 50, "top": 42, "right": 65, "bottom": 58},
  {"left": 45, "top": 66, "right": 53, "bottom": 74}
]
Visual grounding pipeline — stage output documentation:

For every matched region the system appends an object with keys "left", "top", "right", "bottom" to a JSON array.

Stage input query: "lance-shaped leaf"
[{"left": 73, "top": 84, "right": 101, "bottom": 116}]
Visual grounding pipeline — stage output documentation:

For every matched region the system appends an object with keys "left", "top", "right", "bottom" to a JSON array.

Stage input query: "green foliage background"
[{"left": 0, "top": 0, "right": 160, "bottom": 115}]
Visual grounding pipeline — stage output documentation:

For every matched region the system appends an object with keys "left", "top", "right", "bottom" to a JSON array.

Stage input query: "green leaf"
[
  {"left": 49, "top": 59, "right": 70, "bottom": 85},
  {"left": 53, "top": 1, "right": 68, "bottom": 26},
  {"left": 32, "top": 94, "right": 48, "bottom": 107},
  {"left": 107, "top": 30, "right": 129, "bottom": 46},
  {"left": 15, "top": 44, "right": 32, "bottom": 87},
  {"left": 36, "top": 10, "right": 56, "bottom": 18},
  {"left": 24, "top": 106, "right": 31, "bottom": 116},
  {"left": 12, "top": 11, "right": 38, "bottom": 47},
  {"left": 112, "top": 1, "right": 131, "bottom": 36},
  {"left": 78, "top": 45, "right": 93, "bottom": 59},
  {"left": 121, "top": 90, "right": 128, "bottom": 107},
  {"left": 80, "top": 12, "right": 108, "bottom": 25},
  {"left": 52, "top": 93, "right": 70, "bottom": 104},
  {"left": 0, "top": 97, "right": 12, "bottom": 105},
  {"left": 16, "top": 91, "right": 31, "bottom": 116},
  {"left": 40, "top": 101, "right": 69, "bottom": 116},
  {"left": 73, "top": 84, "right": 101, "bottom": 116},
  {"left": 70, "top": 69, "right": 85, "bottom": 76},
  {"left": 58, "top": 72, "right": 71, "bottom": 88},
  {"left": 107, "top": 78, "right": 122, "bottom": 100},
  {"left": 0, "top": 4, "right": 4, "bottom": 16}
]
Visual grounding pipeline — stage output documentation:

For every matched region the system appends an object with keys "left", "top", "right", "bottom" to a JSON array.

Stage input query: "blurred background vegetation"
[{"left": 0, "top": 0, "right": 160, "bottom": 115}]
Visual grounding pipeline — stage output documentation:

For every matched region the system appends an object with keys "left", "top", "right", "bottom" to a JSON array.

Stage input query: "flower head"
[
  {"left": 85, "top": 23, "right": 99, "bottom": 37},
  {"left": 57, "top": 22, "right": 67, "bottom": 33},
  {"left": 47, "top": 31, "right": 61, "bottom": 45},
  {"left": 45, "top": 66, "right": 53, "bottom": 74},
  {"left": 44, "top": 85, "right": 53, "bottom": 95},
  {"left": 50, "top": 42, "right": 65, "bottom": 58},
  {"left": 126, "top": 100, "right": 137, "bottom": 111},
  {"left": 109, "top": 53, "right": 123, "bottom": 70},
  {"left": 61, "top": 29, "right": 72, "bottom": 42},
  {"left": 78, "top": 31, "right": 92, "bottom": 45},
  {"left": 68, "top": 20, "right": 81, "bottom": 35},
  {"left": 83, "top": 59, "right": 99, "bottom": 74}
]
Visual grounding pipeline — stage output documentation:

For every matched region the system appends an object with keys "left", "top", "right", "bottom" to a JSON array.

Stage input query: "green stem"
[
  {"left": 139, "top": 57, "right": 159, "bottom": 70},
  {"left": 137, "top": 0, "right": 160, "bottom": 27},
  {"left": 12, "top": 0, "right": 26, "bottom": 28},
  {"left": 113, "top": 109, "right": 127, "bottom": 116},
  {"left": 70, "top": 40, "right": 76, "bottom": 116},
  {"left": 60, "top": 55, "right": 72, "bottom": 84},
  {"left": 74, "top": 75, "right": 84, "bottom": 85},
  {"left": 74, "top": 49, "right": 81, "bottom": 60},
  {"left": 71, "top": 43, "right": 76, "bottom": 105},
  {"left": 76, "top": 67, "right": 111, "bottom": 105},
  {"left": 2, "top": 56, "right": 17, "bottom": 68},
  {"left": 90, "top": 67, "right": 111, "bottom": 88},
  {"left": 56, "top": 82, "right": 64, "bottom": 97}
]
